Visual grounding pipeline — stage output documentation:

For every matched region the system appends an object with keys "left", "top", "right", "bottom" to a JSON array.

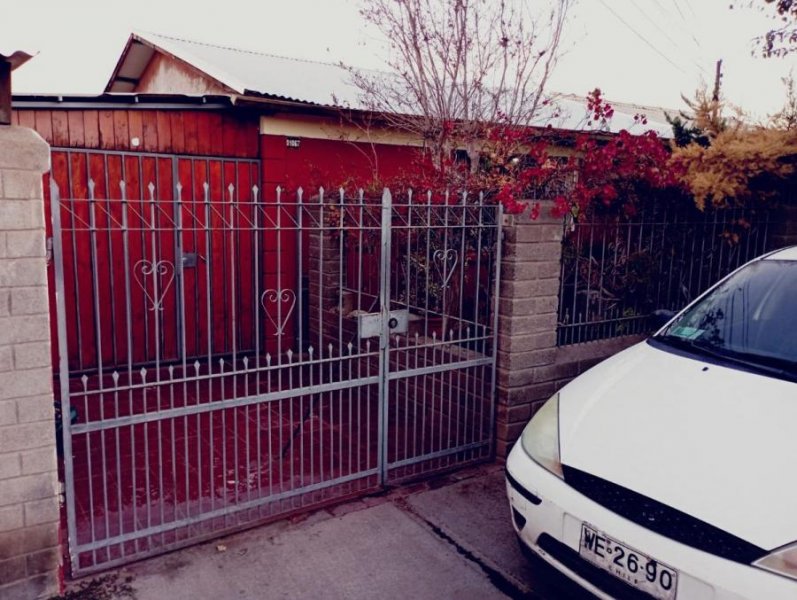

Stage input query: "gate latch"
[
  {"left": 180, "top": 251, "right": 199, "bottom": 268},
  {"left": 357, "top": 309, "right": 409, "bottom": 338}
]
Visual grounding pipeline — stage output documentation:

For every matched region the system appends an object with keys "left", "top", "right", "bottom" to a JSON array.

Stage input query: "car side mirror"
[{"left": 650, "top": 309, "right": 677, "bottom": 331}]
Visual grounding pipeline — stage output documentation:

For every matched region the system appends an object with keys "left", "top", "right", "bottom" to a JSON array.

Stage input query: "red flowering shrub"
[{"left": 322, "top": 89, "right": 681, "bottom": 220}]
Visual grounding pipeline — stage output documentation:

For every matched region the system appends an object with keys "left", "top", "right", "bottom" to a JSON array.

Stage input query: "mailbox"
[{"left": 357, "top": 309, "right": 409, "bottom": 338}]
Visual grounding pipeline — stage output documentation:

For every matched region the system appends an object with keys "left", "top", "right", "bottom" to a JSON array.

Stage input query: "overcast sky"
[{"left": 2, "top": 0, "right": 795, "bottom": 119}]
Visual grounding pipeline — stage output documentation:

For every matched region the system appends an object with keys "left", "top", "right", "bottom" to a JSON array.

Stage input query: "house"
[
  {"left": 14, "top": 31, "right": 674, "bottom": 200},
  {"left": 8, "top": 32, "right": 681, "bottom": 579}
]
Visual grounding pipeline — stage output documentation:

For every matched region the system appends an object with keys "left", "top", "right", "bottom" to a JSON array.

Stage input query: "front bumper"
[{"left": 506, "top": 444, "right": 797, "bottom": 600}]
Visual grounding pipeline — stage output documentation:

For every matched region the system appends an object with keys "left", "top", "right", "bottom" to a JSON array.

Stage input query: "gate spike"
[
  {"left": 194, "top": 360, "right": 201, "bottom": 374},
  {"left": 111, "top": 371, "right": 119, "bottom": 385},
  {"left": 140, "top": 367, "right": 147, "bottom": 382},
  {"left": 297, "top": 187, "right": 303, "bottom": 204},
  {"left": 339, "top": 187, "right": 345, "bottom": 203},
  {"left": 286, "top": 349, "right": 293, "bottom": 362},
  {"left": 358, "top": 188, "right": 364, "bottom": 202},
  {"left": 228, "top": 183, "right": 235, "bottom": 202},
  {"left": 407, "top": 189, "right": 413, "bottom": 204},
  {"left": 87, "top": 179, "right": 96, "bottom": 199},
  {"left": 168, "top": 365, "right": 174, "bottom": 379},
  {"left": 251, "top": 185, "right": 259, "bottom": 202},
  {"left": 318, "top": 187, "right": 324, "bottom": 203},
  {"left": 347, "top": 342, "right": 353, "bottom": 354},
  {"left": 243, "top": 356, "right": 249, "bottom": 369},
  {"left": 175, "top": 181, "right": 183, "bottom": 199},
  {"left": 266, "top": 353, "right": 272, "bottom": 365},
  {"left": 81, "top": 374, "right": 88, "bottom": 390},
  {"left": 147, "top": 182, "right": 155, "bottom": 201}
]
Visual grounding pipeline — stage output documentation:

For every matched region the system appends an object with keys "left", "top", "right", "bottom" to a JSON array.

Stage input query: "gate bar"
[
  {"left": 378, "top": 188, "right": 392, "bottom": 484},
  {"left": 50, "top": 180, "right": 79, "bottom": 569}
]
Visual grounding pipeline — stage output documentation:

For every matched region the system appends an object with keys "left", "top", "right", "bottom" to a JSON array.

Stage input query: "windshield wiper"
[{"left": 653, "top": 335, "right": 797, "bottom": 382}]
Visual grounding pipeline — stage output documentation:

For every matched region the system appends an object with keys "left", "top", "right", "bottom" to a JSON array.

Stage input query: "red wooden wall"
[
  {"left": 12, "top": 106, "right": 422, "bottom": 374},
  {"left": 260, "top": 134, "right": 419, "bottom": 195},
  {"left": 11, "top": 108, "right": 259, "bottom": 157}
]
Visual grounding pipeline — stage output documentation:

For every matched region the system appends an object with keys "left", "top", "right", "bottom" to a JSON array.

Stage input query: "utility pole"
[{"left": 712, "top": 59, "right": 723, "bottom": 102}]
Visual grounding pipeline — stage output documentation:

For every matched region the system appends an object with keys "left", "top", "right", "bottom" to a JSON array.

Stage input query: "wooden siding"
[
  {"left": 11, "top": 108, "right": 260, "bottom": 158},
  {"left": 135, "top": 52, "right": 230, "bottom": 95}
]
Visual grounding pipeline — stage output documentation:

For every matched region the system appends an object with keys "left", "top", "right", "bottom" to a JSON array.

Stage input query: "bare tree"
[
  {"left": 346, "top": 0, "right": 572, "bottom": 172},
  {"left": 731, "top": 0, "right": 797, "bottom": 57}
]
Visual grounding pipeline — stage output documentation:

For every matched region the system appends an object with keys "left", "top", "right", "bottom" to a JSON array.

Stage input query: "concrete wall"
[{"left": 0, "top": 126, "right": 60, "bottom": 599}]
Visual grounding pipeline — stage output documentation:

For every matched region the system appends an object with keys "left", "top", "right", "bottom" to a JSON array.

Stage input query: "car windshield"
[{"left": 655, "top": 259, "right": 797, "bottom": 379}]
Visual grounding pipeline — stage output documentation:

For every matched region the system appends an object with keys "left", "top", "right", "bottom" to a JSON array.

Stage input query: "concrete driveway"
[{"left": 70, "top": 464, "right": 595, "bottom": 599}]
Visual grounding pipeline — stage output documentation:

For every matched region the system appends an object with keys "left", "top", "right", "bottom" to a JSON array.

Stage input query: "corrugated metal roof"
[
  {"left": 128, "top": 31, "right": 364, "bottom": 108},
  {"left": 109, "top": 32, "right": 674, "bottom": 136}
]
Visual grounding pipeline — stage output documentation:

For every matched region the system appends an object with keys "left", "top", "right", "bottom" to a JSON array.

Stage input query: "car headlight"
[
  {"left": 754, "top": 542, "right": 797, "bottom": 581},
  {"left": 520, "top": 393, "right": 563, "bottom": 478}
]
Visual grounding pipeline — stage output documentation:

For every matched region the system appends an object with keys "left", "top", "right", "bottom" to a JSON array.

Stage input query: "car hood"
[{"left": 559, "top": 341, "right": 797, "bottom": 550}]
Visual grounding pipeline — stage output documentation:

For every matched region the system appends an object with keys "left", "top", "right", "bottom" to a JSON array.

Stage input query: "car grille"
[
  {"left": 536, "top": 534, "right": 660, "bottom": 600},
  {"left": 562, "top": 465, "right": 767, "bottom": 564}
]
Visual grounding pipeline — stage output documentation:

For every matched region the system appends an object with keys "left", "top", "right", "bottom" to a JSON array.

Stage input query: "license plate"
[{"left": 579, "top": 524, "right": 678, "bottom": 600}]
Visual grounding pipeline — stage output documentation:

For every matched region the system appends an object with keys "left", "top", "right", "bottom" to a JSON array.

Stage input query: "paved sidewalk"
[{"left": 69, "top": 464, "right": 594, "bottom": 599}]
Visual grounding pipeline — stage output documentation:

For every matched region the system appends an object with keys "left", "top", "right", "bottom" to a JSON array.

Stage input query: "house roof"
[
  {"left": 13, "top": 92, "right": 238, "bottom": 110},
  {"left": 106, "top": 31, "right": 675, "bottom": 137}
]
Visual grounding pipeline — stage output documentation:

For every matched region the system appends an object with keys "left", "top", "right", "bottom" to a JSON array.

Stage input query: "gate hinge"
[{"left": 46, "top": 237, "right": 54, "bottom": 266}]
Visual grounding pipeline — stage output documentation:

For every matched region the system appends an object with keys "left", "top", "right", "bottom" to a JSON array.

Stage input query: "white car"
[{"left": 506, "top": 246, "right": 797, "bottom": 600}]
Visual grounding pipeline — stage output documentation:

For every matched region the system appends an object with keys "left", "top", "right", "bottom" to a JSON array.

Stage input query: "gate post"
[
  {"left": 0, "top": 126, "right": 60, "bottom": 599},
  {"left": 495, "top": 203, "right": 564, "bottom": 458},
  {"left": 377, "top": 188, "right": 392, "bottom": 484}
]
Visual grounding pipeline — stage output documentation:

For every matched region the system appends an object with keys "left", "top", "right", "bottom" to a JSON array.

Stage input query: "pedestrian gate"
[{"left": 50, "top": 160, "right": 502, "bottom": 574}]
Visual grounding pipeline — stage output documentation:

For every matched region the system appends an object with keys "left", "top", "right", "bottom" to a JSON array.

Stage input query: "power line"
[
  {"left": 681, "top": 0, "right": 698, "bottom": 19},
  {"left": 671, "top": 0, "right": 688, "bottom": 23},
  {"left": 629, "top": 1, "right": 683, "bottom": 50},
  {"left": 596, "top": 0, "right": 688, "bottom": 74},
  {"left": 643, "top": 0, "right": 705, "bottom": 72}
]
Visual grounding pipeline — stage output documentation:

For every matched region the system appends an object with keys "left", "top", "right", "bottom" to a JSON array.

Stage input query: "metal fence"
[
  {"left": 49, "top": 165, "right": 501, "bottom": 575},
  {"left": 556, "top": 197, "right": 775, "bottom": 345}
]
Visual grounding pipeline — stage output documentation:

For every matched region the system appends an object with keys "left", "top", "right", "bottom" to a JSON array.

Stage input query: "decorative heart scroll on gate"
[
  {"left": 133, "top": 259, "right": 176, "bottom": 311},
  {"left": 260, "top": 289, "right": 297, "bottom": 335},
  {"left": 433, "top": 249, "right": 458, "bottom": 289}
]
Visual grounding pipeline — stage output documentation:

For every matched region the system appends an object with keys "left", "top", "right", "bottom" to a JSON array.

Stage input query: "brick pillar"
[
  {"left": 494, "top": 202, "right": 563, "bottom": 458},
  {"left": 0, "top": 126, "right": 59, "bottom": 599},
  {"left": 307, "top": 198, "right": 345, "bottom": 351},
  {"left": 494, "top": 203, "right": 647, "bottom": 458}
]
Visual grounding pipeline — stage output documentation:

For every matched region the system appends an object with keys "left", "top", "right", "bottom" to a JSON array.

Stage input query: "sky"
[{"left": 1, "top": 0, "right": 795, "bottom": 120}]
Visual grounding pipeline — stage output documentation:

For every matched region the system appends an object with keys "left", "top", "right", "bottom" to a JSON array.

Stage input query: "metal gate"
[{"left": 50, "top": 166, "right": 502, "bottom": 575}]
